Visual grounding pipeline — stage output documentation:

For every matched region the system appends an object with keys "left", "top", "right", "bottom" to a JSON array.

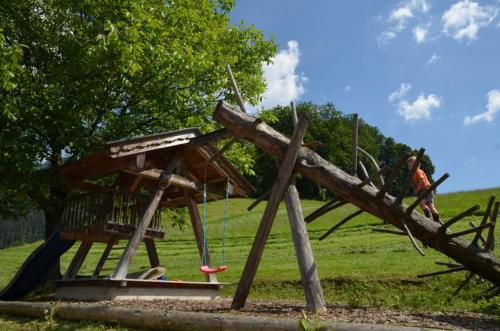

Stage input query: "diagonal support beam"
[
  {"left": 472, "top": 196, "right": 495, "bottom": 246},
  {"left": 247, "top": 187, "right": 272, "bottom": 211},
  {"left": 447, "top": 223, "right": 491, "bottom": 239},
  {"left": 305, "top": 199, "right": 347, "bottom": 224},
  {"left": 442, "top": 205, "right": 480, "bottom": 230},
  {"left": 417, "top": 266, "right": 466, "bottom": 278},
  {"left": 231, "top": 115, "right": 309, "bottom": 310},
  {"left": 319, "top": 210, "right": 364, "bottom": 241}
]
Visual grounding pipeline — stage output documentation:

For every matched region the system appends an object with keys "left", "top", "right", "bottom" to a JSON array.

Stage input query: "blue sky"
[{"left": 231, "top": 0, "right": 500, "bottom": 193}]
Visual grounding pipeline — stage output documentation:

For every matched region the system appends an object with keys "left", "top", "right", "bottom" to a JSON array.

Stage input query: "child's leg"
[{"left": 419, "top": 201, "right": 432, "bottom": 218}]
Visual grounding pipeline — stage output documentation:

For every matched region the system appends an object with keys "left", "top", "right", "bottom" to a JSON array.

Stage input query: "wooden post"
[
  {"left": 284, "top": 185, "right": 325, "bottom": 312},
  {"left": 351, "top": 114, "right": 358, "bottom": 176},
  {"left": 145, "top": 238, "right": 160, "bottom": 268},
  {"left": 184, "top": 190, "right": 217, "bottom": 283},
  {"left": 231, "top": 115, "right": 309, "bottom": 309},
  {"left": 284, "top": 101, "right": 325, "bottom": 312},
  {"left": 63, "top": 240, "right": 93, "bottom": 280}
]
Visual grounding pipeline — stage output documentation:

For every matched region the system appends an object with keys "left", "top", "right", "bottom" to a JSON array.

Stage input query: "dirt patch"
[{"left": 66, "top": 298, "right": 499, "bottom": 330}]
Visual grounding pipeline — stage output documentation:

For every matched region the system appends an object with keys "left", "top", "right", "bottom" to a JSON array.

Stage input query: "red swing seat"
[{"left": 200, "top": 265, "right": 227, "bottom": 274}]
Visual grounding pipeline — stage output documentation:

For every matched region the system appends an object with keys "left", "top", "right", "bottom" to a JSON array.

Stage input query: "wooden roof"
[{"left": 59, "top": 128, "right": 253, "bottom": 208}]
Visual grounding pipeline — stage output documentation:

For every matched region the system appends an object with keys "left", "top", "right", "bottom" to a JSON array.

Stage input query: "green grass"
[{"left": 1, "top": 187, "right": 500, "bottom": 321}]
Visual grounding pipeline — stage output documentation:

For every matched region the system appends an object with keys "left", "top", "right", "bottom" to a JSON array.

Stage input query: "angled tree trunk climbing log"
[{"left": 214, "top": 101, "right": 500, "bottom": 285}]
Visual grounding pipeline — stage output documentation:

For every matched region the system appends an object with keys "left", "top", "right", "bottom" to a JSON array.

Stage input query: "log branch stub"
[
  {"left": 417, "top": 266, "right": 466, "bottom": 278},
  {"left": 319, "top": 210, "right": 364, "bottom": 241}
]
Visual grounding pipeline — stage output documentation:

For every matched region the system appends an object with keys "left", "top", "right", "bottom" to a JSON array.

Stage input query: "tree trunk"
[{"left": 214, "top": 101, "right": 500, "bottom": 286}]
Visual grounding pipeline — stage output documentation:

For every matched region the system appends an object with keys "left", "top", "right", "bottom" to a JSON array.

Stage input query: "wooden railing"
[{"left": 61, "top": 191, "right": 163, "bottom": 231}]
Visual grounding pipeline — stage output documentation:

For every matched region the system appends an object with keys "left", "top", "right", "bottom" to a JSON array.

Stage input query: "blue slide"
[{"left": 0, "top": 226, "right": 74, "bottom": 300}]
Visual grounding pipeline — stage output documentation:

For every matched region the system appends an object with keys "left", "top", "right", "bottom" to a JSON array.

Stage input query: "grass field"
[{"left": 1, "top": 187, "right": 499, "bottom": 327}]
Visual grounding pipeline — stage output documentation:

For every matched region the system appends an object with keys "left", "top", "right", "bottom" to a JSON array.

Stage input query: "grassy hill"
[{"left": 1, "top": 187, "right": 499, "bottom": 314}]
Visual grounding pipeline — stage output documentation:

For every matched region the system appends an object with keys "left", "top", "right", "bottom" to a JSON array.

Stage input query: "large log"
[{"left": 214, "top": 101, "right": 500, "bottom": 285}]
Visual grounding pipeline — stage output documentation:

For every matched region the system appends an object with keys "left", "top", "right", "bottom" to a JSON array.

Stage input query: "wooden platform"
[{"left": 55, "top": 279, "right": 225, "bottom": 301}]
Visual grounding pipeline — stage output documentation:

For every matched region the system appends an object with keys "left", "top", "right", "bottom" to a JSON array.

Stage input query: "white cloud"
[
  {"left": 426, "top": 53, "right": 442, "bottom": 66},
  {"left": 442, "top": 0, "right": 498, "bottom": 41},
  {"left": 378, "top": 0, "right": 430, "bottom": 46},
  {"left": 397, "top": 94, "right": 441, "bottom": 122},
  {"left": 413, "top": 25, "right": 429, "bottom": 43},
  {"left": 345, "top": 85, "right": 352, "bottom": 93},
  {"left": 259, "top": 40, "right": 306, "bottom": 110},
  {"left": 464, "top": 89, "right": 500, "bottom": 125},
  {"left": 388, "top": 83, "right": 412, "bottom": 102}
]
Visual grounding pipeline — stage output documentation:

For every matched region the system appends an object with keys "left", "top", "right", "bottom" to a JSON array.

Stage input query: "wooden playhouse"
[{"left": 56, "top": 128, "right": 252, "bottom": 301}]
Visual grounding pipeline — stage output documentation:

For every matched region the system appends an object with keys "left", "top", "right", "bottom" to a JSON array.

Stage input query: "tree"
[{"left": 0, "top": 0, "right": 276, "bottom": 240}]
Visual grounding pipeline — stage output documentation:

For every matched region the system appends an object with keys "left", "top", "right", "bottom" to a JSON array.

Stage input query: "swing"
[{"left": 199, "top": 178, "right": 229, "bottom": 274}]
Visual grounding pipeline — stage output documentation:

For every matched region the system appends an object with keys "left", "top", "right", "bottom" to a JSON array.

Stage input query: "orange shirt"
[{"left": 412, "top": 168, "right": 431, "bottom": 192}]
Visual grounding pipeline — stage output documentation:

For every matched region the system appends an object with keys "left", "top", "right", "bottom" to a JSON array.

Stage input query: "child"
[{"left": 407, "top": 156, "right": 440, "bottom": 223}]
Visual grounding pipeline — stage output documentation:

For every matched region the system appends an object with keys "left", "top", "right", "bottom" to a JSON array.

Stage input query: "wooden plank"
[
  {"left": 145, "top": 238, "right": 160, "bottom": 268},
  {"left": 284, "top": 184, "right": 325, "bottom": 312},
  {"left": 232, "top": 115, "right": 309, "bottom": 310},
  {"left": 351, "top": 114, "right": 358, "bottom": 176},
  {"left": 214, "top": 101, "right": 500, "bottom": 286},
  {"left": 63, "top": 241, "right": 93, "bottom": 280},
  {"left": 184, "top": 190, "right": 217, "bottom": 283},
  {"left": 93, "top": 240, "right": 116, "bottom": 278}
]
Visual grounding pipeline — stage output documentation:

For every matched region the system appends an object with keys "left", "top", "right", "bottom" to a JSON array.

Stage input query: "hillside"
[{"left": 0, "top": 187, "right": 499, "bottom": 314}]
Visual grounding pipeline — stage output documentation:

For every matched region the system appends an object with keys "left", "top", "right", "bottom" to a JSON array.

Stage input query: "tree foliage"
[
  {"left": 0, "top": 0, "right": 276, "bottom": 221},
  {"left": 250, "top": 102, "right": 435, "bottom": 199}
]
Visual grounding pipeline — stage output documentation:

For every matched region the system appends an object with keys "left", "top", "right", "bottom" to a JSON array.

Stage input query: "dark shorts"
[{"left": 418, "top": 189, "right": 434, "bottom": 205}]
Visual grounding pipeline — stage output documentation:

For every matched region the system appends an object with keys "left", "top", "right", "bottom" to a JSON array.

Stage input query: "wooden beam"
[
  {"left": 319, "top": 210, "right": 364, "bottom": 241},
  {"left": 447, "top": 223, "right": 491, "bottom": 239},
  {"left": 357, "top": 160, "right": 376, "bottom": 189},
  {"left": 185, "top": 129, "right": 231, "bottom": 151},
  {"left": 145, "top": 238, "right": 160, "bottom": 268},
  {"left": 122, "top": 168, "right": 227, "bottom": 196},
  {"left": 232, "top": 115, "right": 309, "bottom": 310},
  {"left": 284, "top": 184, "right": 325, "bottom": 312},
  {"left": 184, "top": 190, "right": 217, "bottom": 283},
  {"left": 305, "top": 199, "right": 347, "bottom": 224},
  {"left": 214, "top": 101, "right": 500, "bottom": 286},
  {"left": 442, "top": 205, "right": 480, "bottom": 230},
  {"left": 356, "top": 166, "right": 389, "bottom": 189},
  {"left": 372, "top": 228, "right": 407, "bottom": 235},
  {"left": 357, "top": 146, "right": 385, "bottom": 186},
  {"left": 472, "top": 196, "right": 495, "bottom": 246},
  {"left": 417, "top": 266, "right": 466, "bottom": 278},
  {"left": 63, "top": 241, "right": 93, "bottom": 280},
  {"left": 486, "top": 202, "right": 499, "bottom": 251},
  {"left": 469, "top": 221, "right": 487, "bottom": 246},
  {"left": 247, "top": 187, "right": 272, "bottom": 211},
  {"left": 93, "top": 240, "right": 116, "bottom": 278}
]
